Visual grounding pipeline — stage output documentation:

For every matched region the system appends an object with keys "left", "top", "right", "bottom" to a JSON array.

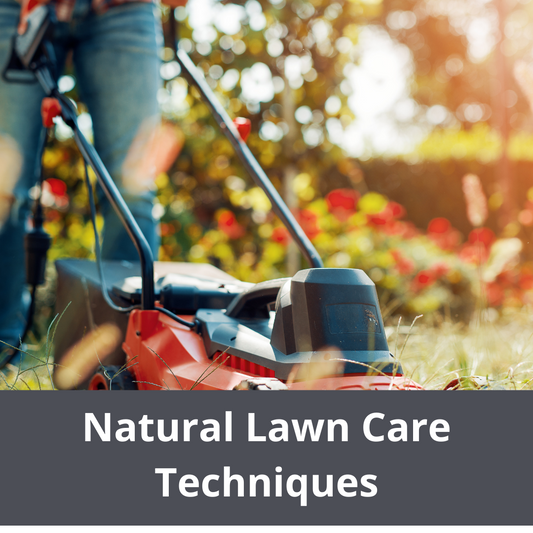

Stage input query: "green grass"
[
  {"left": 390, "top": 307, "right": 533, "bottom": 390},
  {"left": 0, "top": 304, "right": 67, "bottom": 391},
  {"left": 0, "top": 343, "right": 55, "bottom": 390}
]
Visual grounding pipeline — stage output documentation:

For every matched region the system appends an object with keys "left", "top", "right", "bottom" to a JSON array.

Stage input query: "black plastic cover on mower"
[{"left": 54, "top": 259, "right": 250, "bottom": 373}]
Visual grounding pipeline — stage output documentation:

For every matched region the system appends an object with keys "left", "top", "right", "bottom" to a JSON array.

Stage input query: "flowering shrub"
[
  {"left": 175, "top": 181, "right": 533, "bottom": 317},
  {"left": 171, "top": 183, "right": 473, "bottom": 316},
  {"left": 307, "top": 191, "right": 478, "bottom": 317},
  {"left": 39, "top": 138, "right": 531, "bottom": 320}
]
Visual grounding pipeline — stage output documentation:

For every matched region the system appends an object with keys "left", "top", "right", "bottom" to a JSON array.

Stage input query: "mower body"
[{"left": 55, "top": 259, "right": 422, "bottom": 391}]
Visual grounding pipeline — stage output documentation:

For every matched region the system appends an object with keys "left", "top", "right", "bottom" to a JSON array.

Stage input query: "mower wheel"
[{"left": 88, "top": 365, "right": 137, "bottom": 391}]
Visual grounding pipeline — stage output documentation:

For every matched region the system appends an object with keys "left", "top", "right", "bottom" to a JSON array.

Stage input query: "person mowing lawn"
[{"left": 0, "top": 0, "right": 186, "bottom": 367}]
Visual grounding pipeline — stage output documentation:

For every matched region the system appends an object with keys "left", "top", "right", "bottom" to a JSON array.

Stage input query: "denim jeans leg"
[
  {"left": 0, "top": 0, "right": 45, "bottom": 349},
  {"left": 73, "top": 2, "right": 162, "bottom": 261},
  {"left": 0, "top": 0, "right": 73, "bottom": 351},
  {"left": 0, "top": 0, "right": 162, "bottom": 352}
]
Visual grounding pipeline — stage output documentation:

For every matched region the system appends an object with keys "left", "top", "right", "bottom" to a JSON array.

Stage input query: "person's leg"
[
  {"left": 0, "top": 0, "right": 41, "bottom": 357},
  {"left": 0, "top": 0, "right": 69, "bottom": 362},
  {"left": 72, "top": 2, "right": 162, "bottom": 261}
]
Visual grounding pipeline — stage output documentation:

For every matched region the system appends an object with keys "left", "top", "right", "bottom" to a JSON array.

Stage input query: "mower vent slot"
[{"left": 221, "top": 353, "right": 275, "bottom": 378}]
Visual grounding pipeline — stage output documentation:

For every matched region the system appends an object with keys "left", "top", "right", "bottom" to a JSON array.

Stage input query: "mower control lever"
[{"left": 175, "top": 49, "right": 324, "bottom": 270}]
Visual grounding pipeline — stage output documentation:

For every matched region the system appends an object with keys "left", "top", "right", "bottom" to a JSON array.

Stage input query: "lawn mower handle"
[
  {"left": 174, "top": 48, "right": 324, "bottom": 270},
  {"left": 39, "top": 75, "right": 156, "bottom": 310},
  {"left": 5, "top": 6, "right": 157, "bottom": 310}
]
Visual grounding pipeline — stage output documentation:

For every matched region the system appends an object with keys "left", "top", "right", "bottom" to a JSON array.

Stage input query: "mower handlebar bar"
[{"left": 175, "top": 49, "right": 324, "bottom": 270}]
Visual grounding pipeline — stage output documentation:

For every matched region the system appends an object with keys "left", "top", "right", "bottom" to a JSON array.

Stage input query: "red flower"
[
  {"left": 388, "top": 201, "right": 405, "bottom": 219},
  {"left": 411, "top": 269, "right": 436, "bottom": 292},
  {"left": 427, "top": 218, "right": 461, "bottom": 251},
  {"left": 326, "top": 188, "right": 360, "bottom": 210},
  {"left": 218, "top": 210, "right": 245, "bottom": 239},
  {"left": 297, "top": 209, "right": 321, "bottom": 239},
  {"left": 326, "top": 189, "right": 360, "bottom": 221},
  {"left": 271, "top": 226, "right": 290, "bottom": 245},
  {"left": 45, "top": 178, "right": 67, "bottom": 198},
  {"left": 428, "top": 217, "right": 451, "bottom": 234},
  {"left": 415, "top": 270, "right": 434, "bottom": 285},
  {"left": 367, "top": 201, "right": 406, "bottom": 227},
  {"left": 391, "top": 249, "right": 415, "bottom": 275},
  {"left": 458, "top": 227, "right": 495, "bottom": 264},
  {"left": 468, "top": 227, "right": 495, "bottom": 249},
  {"left": 367, "top": 214, "right": 388, "bottom": 226}
]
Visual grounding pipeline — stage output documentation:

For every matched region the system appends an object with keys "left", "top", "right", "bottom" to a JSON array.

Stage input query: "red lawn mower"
[{"left": 4, "top": 6, "right": 422, "bottom": 391}]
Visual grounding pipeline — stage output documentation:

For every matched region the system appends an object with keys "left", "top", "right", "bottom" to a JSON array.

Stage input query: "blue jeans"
[{"left": 0, "top": 0, "right": 162, "bottom": 349}]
